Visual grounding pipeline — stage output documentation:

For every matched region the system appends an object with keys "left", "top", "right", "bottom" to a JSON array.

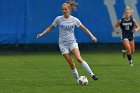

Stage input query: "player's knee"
[{"left": 127, "top": 49, "right": 131, "bottom": 54}]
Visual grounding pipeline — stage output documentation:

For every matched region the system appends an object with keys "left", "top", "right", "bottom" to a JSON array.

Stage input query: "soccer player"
[
  {"left": 114, "top": 5, "right": 139, "bottom": 66},
  {"left": 36, "top": 0, "right": 98, "bottom": 83}
]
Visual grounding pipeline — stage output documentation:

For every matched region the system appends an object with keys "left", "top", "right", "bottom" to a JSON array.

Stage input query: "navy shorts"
[{"left": 121, "top": 33, "right": 134, "bottom": 41}]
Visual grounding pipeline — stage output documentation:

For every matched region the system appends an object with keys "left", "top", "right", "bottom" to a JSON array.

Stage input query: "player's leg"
[
  {"left": 122, "top": 39, "right": 132, "bottom": 65},
  {"left": 129, "top": 40, "right": 135, "bottom": 54},
  {"left": 59, "top": 43, "right": 79, "bottom": 80},
  {"left": 129, "top": 40, "right": 135, "bottom": 66},
  {"left": 121, "top": 39, "right": 128, "bottom": 58},
  {"left": 63, "top": 53, "right": 79, "bottom": 80},
  {"left": 71, "top": 47, "right": 98, "bottom": 80}
]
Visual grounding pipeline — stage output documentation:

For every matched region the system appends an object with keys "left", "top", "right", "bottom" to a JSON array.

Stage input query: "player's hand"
[
  {"left": 133, "top": 29, "right": 138, "bottom": 32},
  {"left": 36, "top": 33, "right": 43, "bottom": 39},
  {"left": 116, "top": 30, "right": 120, "bottom": 34},
  {"left": 91, "top": 36, "right": 97, "bottom": 42}
]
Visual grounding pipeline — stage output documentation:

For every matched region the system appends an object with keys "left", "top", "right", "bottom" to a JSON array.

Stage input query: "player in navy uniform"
[{"left": 114, "top": 6, "right": 139, "bottom": 66}]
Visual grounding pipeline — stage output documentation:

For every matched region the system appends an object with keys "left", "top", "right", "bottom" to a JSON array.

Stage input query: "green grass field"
[{"left": 0, "top": 51, "right": 139, "bottom": 93}]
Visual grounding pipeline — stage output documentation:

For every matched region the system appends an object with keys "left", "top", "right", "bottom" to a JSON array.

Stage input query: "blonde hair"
[
  {"left": 63, "top": 0, "right": 78, "bottom": 11},
  {"left": 125, "top": 5, "right": 134, "bottom": 13}
]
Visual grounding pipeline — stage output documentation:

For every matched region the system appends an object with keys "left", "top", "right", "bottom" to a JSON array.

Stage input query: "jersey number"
[{"left": 125, "top": 26, "right": 130, "bottom": 30}]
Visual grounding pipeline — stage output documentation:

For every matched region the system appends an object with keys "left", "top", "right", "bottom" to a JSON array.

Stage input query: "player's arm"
[
  {"left": 79, "top": 24, "right": 97, "bottom": 42},
  {"left": 37, "top": 25, "right": 55, "bottom": 38},
  {"left": 133, "top": 19, "right": 140, "bottom": 32},
  {"left": 114, "top": 20, "right": 122, "bottom": 34}
]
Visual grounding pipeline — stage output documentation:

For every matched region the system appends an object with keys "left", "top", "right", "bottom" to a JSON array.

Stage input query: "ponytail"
[{"left": 65, "top": 0, "right": 78, "bottom": 11}]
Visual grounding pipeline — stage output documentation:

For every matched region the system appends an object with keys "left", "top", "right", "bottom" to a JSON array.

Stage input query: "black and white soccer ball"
[{"left": 77, "top": 76, "right": 88, "bottom": 85}]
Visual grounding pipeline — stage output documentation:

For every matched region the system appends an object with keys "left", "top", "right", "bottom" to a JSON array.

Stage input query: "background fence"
[{"left": 0, "top": 0, "right": 140, "bottom": 44}]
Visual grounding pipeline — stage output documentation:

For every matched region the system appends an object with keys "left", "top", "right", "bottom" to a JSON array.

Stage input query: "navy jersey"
[{"left": 120, "top": 18, "right": 135, "bottom": 41}]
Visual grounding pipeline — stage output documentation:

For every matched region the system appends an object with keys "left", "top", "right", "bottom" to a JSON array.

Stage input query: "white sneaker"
[
  {"left": 129, "top": 60, "right": 133, "bottom": 66},
  {"left": 130, "top": 63, "right": 133, "bottom": 66}
]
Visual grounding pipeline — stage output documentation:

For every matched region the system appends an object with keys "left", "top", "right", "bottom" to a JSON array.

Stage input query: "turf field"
[{"left": 0, "top": 51, "right": 139, "bottom": 93}]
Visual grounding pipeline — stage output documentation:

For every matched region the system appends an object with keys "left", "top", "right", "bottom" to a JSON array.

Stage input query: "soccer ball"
[{"left": 77, "top": 76, "right": 88, "bottom": 85}]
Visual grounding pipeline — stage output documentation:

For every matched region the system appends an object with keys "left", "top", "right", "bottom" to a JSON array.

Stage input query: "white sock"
[
  {"left": 129, "top": 60, "right": 133, "bottom": 64},
  {"left": 72, "top": 68, "right": 79, "bottom": 80},
  {"left": 81, "top": 61, "right": 94, "bottom": 76}
]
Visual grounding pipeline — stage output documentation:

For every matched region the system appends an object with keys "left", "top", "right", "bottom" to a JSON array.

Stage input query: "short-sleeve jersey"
[{"left": 52, "top": 15, "right": 82, "bottom": 43}]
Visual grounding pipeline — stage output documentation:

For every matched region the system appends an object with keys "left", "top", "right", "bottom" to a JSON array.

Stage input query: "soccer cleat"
[
  {"left": 129, "top": 61, "right": 133, "bottom": 66},
  {"left": 122, "top": 50, "right": 127, "bottom": 58},
  {"left": 130, "top": 63, "right": 133, "bottom": 66},
  {"left": 92, "top": 75, "right": 98, "bottom": 80}
]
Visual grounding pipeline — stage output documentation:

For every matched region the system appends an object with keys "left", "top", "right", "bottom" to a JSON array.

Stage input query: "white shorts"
[{"left": 59, "top": 42, "right": 78, "bottom": 55}]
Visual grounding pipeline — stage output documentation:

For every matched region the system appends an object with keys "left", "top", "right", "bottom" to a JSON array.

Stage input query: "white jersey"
[{"left": 52, "top": 15, "right": 82, "bottom": 43}]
